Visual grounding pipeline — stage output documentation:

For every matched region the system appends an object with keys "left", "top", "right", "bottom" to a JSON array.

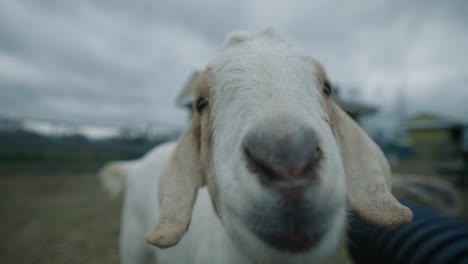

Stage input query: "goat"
[
  {"left": 98, "top": 161, "right": 133, "bottom": 199},
  {"left": 105, "top": 28, "right": 413, "bottom": 264}
]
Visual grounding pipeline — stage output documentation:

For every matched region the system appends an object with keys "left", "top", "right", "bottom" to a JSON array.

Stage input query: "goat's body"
[{"left": 121, "top": 142, "right": 248, "bottom": 264}]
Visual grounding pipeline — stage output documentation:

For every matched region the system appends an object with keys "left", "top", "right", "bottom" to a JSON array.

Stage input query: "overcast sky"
[{"left": 0, "top": 0, "right": 467, "bottom": 134}]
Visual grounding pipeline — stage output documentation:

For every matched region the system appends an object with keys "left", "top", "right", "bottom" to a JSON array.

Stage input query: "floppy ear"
[
  {"left": 145, "top": 120, "right": 203, "bottom": 248},
  {"left": 144, "top": 68, "right": 220, "bottom": 248},
  {"left": 331, "top": 103, "right": 413, "bottom": 227}
]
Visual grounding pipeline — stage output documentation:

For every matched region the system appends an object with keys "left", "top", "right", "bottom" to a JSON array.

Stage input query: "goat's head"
[{"left": 146, "top": 28, "right": 412, "bottom": 261}]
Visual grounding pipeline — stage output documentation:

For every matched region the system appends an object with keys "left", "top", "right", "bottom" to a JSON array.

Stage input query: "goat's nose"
[{"left": 242, "top": 126, "right": 322, "bottom": 190}]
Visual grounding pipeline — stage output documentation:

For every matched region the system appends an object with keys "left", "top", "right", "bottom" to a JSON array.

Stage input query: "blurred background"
[{"left": 0, "top": 0, "right": 467, "bottom": 263}]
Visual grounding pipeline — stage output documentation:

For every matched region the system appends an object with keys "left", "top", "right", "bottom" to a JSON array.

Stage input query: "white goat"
[{"left": 106, "top": 28, "right": 413, "bottom": 264}]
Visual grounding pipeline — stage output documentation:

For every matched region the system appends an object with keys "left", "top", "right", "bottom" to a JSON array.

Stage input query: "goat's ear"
[
  {"left": 145, "top": 122, "right": 203, "bottom": 248},
  {"left": 331, "top": 103, "right": 413, "bottom": 227},
  {"left": 145, "top": 70, "right": 216, "bottom": 248}
]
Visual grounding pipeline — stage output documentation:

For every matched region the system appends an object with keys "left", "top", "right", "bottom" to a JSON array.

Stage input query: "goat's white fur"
[
  {"left": 98, "top": 161, "right": 134, "bottom": 199},
  {"left": 106, "top": 29, "right": 412, "bottom": 264},
  {"left": 210, "top": 29, "right": 347, "bottom": 263}
]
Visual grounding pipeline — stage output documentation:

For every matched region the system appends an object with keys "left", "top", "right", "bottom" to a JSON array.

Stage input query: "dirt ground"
[{"left": 0, "top": 174, "right": 121, "bottom": 264}]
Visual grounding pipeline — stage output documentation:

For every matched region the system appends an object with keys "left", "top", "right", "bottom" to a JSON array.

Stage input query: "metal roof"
[
  {"left": 404, "top": 113, "right": 467, "bottom": 131},
  {"left": 334, "top": 98, "right": 378, "bottom": 116},
  {"left": 405, "top": 120, "right": 466, "bottom": 131}
]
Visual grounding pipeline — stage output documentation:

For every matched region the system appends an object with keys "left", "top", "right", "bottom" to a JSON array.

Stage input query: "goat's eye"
[
  {"left": 322, "top": 82, "right": 332, "bottom": 97},
  {"left": 195, "top": 97, "right": 208, "bottom": 113}
]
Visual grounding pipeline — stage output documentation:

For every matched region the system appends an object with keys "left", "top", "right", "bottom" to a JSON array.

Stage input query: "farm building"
[{"left": 404, "top": 113, "right": 467, "bottom": 160}]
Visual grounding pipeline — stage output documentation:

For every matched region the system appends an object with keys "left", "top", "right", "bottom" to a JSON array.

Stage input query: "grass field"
[{"left": 0, "top": 174, "right": 122, "bottom": 264}]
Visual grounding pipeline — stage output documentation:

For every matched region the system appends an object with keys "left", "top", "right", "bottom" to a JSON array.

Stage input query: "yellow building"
[{"left": 404, "top": 114, "right": 466, "bottom": 160}]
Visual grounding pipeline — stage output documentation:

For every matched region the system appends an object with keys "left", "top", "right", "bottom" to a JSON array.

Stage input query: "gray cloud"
[{"left": 0, "top": 0, "right": 466, "bottom": 134}]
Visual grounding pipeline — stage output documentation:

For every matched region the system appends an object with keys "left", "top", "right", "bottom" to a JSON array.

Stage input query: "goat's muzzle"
[{"left": 242, "top": 124, "right": 321, "bottom": 193}]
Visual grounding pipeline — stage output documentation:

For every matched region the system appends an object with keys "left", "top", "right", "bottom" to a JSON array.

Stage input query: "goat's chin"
[
  {"left": 221, "top": 196, "right": 347, "bottom": 262},
  {"left": 252, "top": 198, "right": 345, "bottom": 250}
]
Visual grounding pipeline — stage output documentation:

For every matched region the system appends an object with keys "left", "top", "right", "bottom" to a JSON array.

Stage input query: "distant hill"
[{"left": 0, "top": 128, "right": 180, "bottom": 175}]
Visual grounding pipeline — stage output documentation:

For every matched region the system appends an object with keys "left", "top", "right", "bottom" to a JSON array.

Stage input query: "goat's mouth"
[
  {"left": 255, "top": 229, "right": 323, "bottom": 252},
  {"left": 245, "top": 197, "right": 331, "bottom": 253}
]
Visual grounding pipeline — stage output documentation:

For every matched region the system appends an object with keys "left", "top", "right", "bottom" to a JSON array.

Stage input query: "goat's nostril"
[
  {"left": 244, "top": 147, "right": 279, "bottom": 181},
  {"left": 314, "top": 147, "right": 323, "bottom": 162}
]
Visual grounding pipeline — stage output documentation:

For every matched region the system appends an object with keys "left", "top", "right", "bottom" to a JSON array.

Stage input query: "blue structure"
[{"left": 349, "top": 201, "right": 468, "bottom": 264}]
